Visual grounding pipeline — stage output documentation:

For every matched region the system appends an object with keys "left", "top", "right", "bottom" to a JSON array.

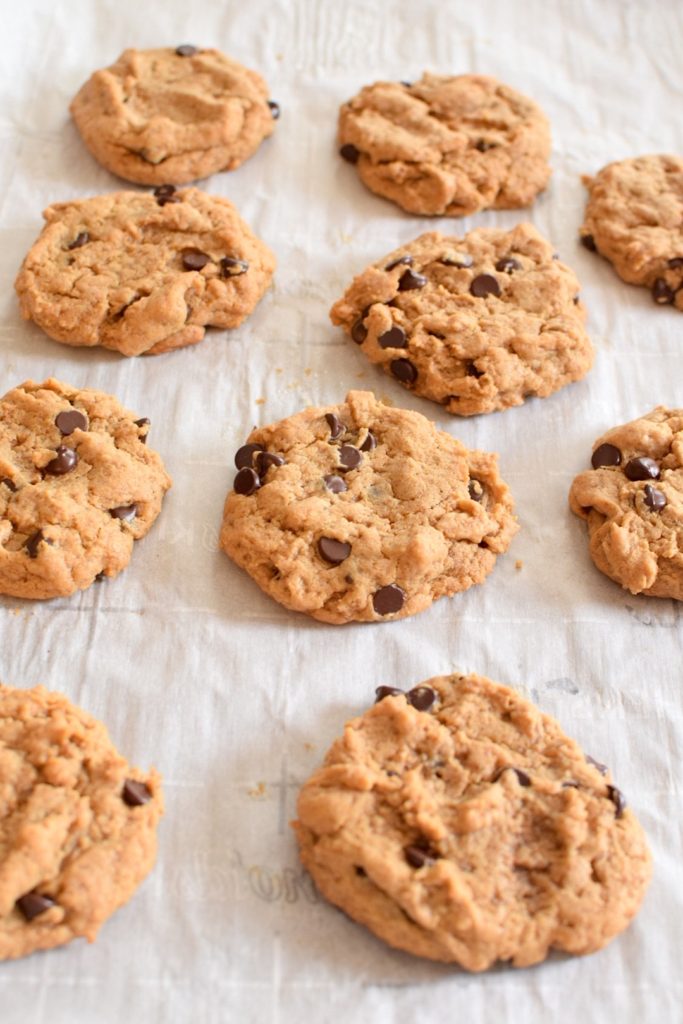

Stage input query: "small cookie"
[
  {"left": 219, "top": 391, "right": 517, "bottom": 624},
  {"left": 14, "top": 188, "right": 275, "bottom": 356},
  {"left": 0, "top": 378, "right": 171, "bottom": 600},
  {"left": 338, "top": 73, "right": 551, "bottom": 216},
  {"left": 0, "top": 684, "right": 162, "bottom": 961},
  {"left": 330, "top": 224, "right": 593, "bottom": 416},
  {"left": 569, "top": 407, "right": 683, "bottom": 599},
  {"left": 70, "top": 46, "right": 278, "bottom": 185},
  {"left": 293, "top": 672, "right": 651, "bottom": 970},
  {"left": 580, "top": 155, "right": 683, "bottom": 309}
]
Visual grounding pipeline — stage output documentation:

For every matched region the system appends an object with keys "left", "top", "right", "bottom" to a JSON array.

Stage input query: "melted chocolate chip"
[
  {"left": 360, "top": 431, "right": 376, "bottom": 452},
  {"left": 16, "top": 892, "right": 56, "bottom": 921},
  {"left": 375, "top": 685, "right": 404, "bottom": 702},
  {"left": 268, "top": 100, "right": 280, "bottom": 119},
  {"left": 378, "top": 325, "right": 407, "bottom": 349},
  {"left": 235, "top": 443, "right": 265, "bottom": 469},
  {"left": 324, "top": 474, "right": 347, "bottom": 493},
  {"left": 122, "top": 779, "right": 152, "bottom": 806},
  {"left": 404, "top": 845, "right": 436, "bottom": 868},
  {"left": 1, "top": 477, "right": 17, "bottom": 492},
  {"left": 25, "top": 531, "right": 52, "bottom": 558},
  {"left": 55, "top": 409, "right": 87, "bottom": 435},
  {"left": 351, "top": 318, "right": 368, "bottom": 344},
  {"left": 234, "top": 467, "right": 261, "bottom": 496},
  {"left": 398, "top": 269, "right": 427, "bottom": 291},
  {"left": 465, "top": 360, "right": 483, "bottom": 378},
  {"left": 652, "top": 278, "right": 675, "bottom": 304},
  {"left": 586, "top": 754, "right": 608, "bottom": 775},
  {"left": 255, "top": 451, "right": 285, "bottom": 477},
  {"left": 182, "top": 249, "right": 211, "bottom": 271},
  {"left": 340, "top": 143, "right": 360, "bottom": 163},
  {"left": 607, "top": 784, "right": 626, "bottom": 818},
  {"left": 325, "top": 413, "right": 344, "bottom": 440},
  {"left": 109, "top": 504, "right": 137, "bottom": 522},
  {"left": 220, "top": 256, "right": 249, "bottom": 277},
  {"left": 470, "top": 274, "right": 500, "bottom": 298},
  {"left": 175, "top": 44, "right": 198, "bottom": 56},
  {"left": 441, "top": 251, "right": 473, "bottom": 268},
  {"left": 591, "top": 443, "right": 622, "bottom": 469},
  {"left": 468, "top": 479, "right": 484, "bottom": 501},
  {"left": 406, "top": 686, "right": 436, "bottom": 712},
  {"left": 67, "top": 232, "right": 89, "bottom": 250},
  {"left": 643, "top": 484, "right": 667, "bottom": 510},
  {"left": 624, "top": 457, "right": 660, "bottom": 481},
  {"left": 372, "top": 584, "right": 405, "bottom": 615},
  {"left": 495, "top": 256, "right": 521, "bottom": 274},
  {"left": 318, "top": 537, "right": 352, "bottom": 564},
  {"left": 390, "top": 358, "right": 417, "bottom": 384},
  {"left": 44, "top": 446, "right": 78, "bottom": 475},
  {"left": 339, "top": 445, "right": 362, "bottom": 471},
  {"left": 581, "top": 234, "right": 597, "bottom": 252},
  {"left": 385, "top": 255, "right": 413, "bottom": 271}
]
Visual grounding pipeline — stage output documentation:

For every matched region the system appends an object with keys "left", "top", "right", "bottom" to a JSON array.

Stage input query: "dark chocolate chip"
[
  {"left": 182, "top": 249, "right": 211, "bottom": 271},
  {"left": 175, "top": 44, "right": 198, "bottom": 56},
  {"left": 156, "top": 194, "right": 181, "bottom": 206},
  {"left": 586, "top": 754, "right": 608, "bottom": 775},
  {"left": 67, "top": 232, "right": 89, "bottom": 250},
  {"left": 406, "top": 686, "right": 436, "bottom": 712},
  {"left": 495, "top": 256, "right": 521, "bottom": 274},
  {"left": 465, "top": 360, "right": 483, "bottom": 378},
  {"left": 667, "top": 257, "right": 683, "bottom": 268},
  {"left": 652, "top": 278, "right": 675, "bottom": 305},
  {"left": 135, "top": 417, "right": 150, "bottom": 442},
  {"left": 122, "top": 779, "right": 152, "bottom": 806},
  {"left": 153, "top": 184, "right": 179, "bottom": 207},
  {"left": 25, "top": 531, "right": 52, "bottom": 558},
  {"left": 643, "top": 484, "right": 667, "bottom": 510},
  {"left": 16, "top": 892, "right": 56, "bottom": 921},
  {"left": 109, "top": 504, "right": 137, "bottom": 522},
  {"left": 220, "top": 256, "right": 249, "bottom": 277},
  {"left": 94, "top": 571, "right": 107, "bottom": 582},
  {"left": 470, "top": 274, "right": 500, "bottom": 298},
  {"left": 325, "top": 413, "right": 344, "bottom": 440},
  {"left": 441, "top": 251, "right": 473, "bottom": 268},
  {"left": 375, "top": 685, "right": 404, "bottom": 703},
  {"left": 234, "top": 467, "right": 261, "bottom": 496},
  {"left": 573, "top": 294, "right": 581, "bottom": 304},
  {"left": 235, "top": 443, "right": 266, "bottom": 470},
  {"left": 340, "top": 143, "right": 360, "bottom": 163},
  {"left": 267, "top": 100, "right": 280, "bottom": 119},
  {"left": 404, "top": 845, "right": 436, "bottom": 868},
  {"left": 351, "top": 318, "right": 368, "bottom": 344},
  {"left": 580, "top": 234, "right": 597, "bottom": 252},
  {"left": 255, "top": 451, "right": 285, "bottom": 477},
  {"left": 624, "top": 457, "right": 660, "bottom": 481},
  {"left": 474, "top": 139, "right": 494, "bottom": 152},
  {"left": 360, "top": 431, "right": 376, "bottom": 452},
  {"left": 385, "top": 255, "right": 413, "bottom": 271},
  {"left": 398, "top": 269, "right": 427, "bottom": 291},
  {"left": 591, "top": 443, "right": 622, "bottom": 469},
  {"left": 44, "top": 446, "right": 78, "bottom": 475},
  {"left": 607, "top": 784, "right": 626, "bottom": 818},
  {"left": 378, "top": 325, "right": 407, "bottom": 349},
  {"left": 1, "top": 477, "right": 17, "bottom": 492},
  {"left": 354, "top": 865, "right": 367, "bottom": 877},
  {"left": 339, "top": 445, "right": 362, "bottom": 471},
  {"left": 390, "top": 358, "right": 417, "bottom": 384},
  {"left": 55, "top": 409, "right": 87, "bottom": 435},
  {"left": 372, "top": 584, "right": 405, "bottom": 615},
  {"left": 318, "top": 537, "right": 352, "bottom": 564},
  {"left": 324, "top": 474, "right": 347, "bottom": 493},
  {"left": 513, "top": 768, "right": 531, "bottom": 787},
  {"left": 468, "top": 479, "right": 484, "bottom": 501}
]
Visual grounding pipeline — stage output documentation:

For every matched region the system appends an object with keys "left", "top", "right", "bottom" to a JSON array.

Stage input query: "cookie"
[
  {"left": 569, "top": 407, "right": 683, "bottom": 599},
  {"left": 293, "top": 672, "right": 651, "bottom": 970},
  {"left": 219, "top": 390, "right": 517, "bottom": 624},
  {"left": 14, "top": 187, "right": 275, "bottom": 357},
  {"left": 70, "top": 46, "right": 278, "bottom": 185},
  {"left": 580, "top": 155, "right": 683, "bottom": 309},
  {"left": 0, "top": 684, "right": 162, "bottom": 961},
  {"left": 338, "top": 73, "right": 551, "bottom": 217},
  {"left": 330, "top": 224, "right": 593, "bottom": 416},
  {"left": 0, "top": 378, "right": 171, "bottom": 600}
]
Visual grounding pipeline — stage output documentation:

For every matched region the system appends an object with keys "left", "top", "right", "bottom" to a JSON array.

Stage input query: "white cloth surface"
[{"left": 1, "top": 0, "right": 681, "bottom": 1020}]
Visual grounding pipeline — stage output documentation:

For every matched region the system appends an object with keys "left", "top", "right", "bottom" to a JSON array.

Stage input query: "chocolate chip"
[
  {"left": 465, "top": 360, "right": 483, "bottom": 378},
  {"left": 16, "top": 892, "right": 56, "bottom": 921},
  {"left": 441, "top": 251, "right": 473, "bottom": 268},
  {"left": 495, "top": 256, "right": 521, "bottom": 274},
  {"left": 643, "top": 484, "right": 667, "bottom": 510},
  {"left": 470, "top": 274, "right": 500, "bottom": 298},
  {"left": 586, "top": 754, "right": 608, "bottom": 775},
  {"left": 175, "top": 44, "right": 198, "bottom": 56},
  {"left": 390, "top": 358, "right": 417, "bottom": 384},
  {"left": 220, "top": 256, "right": 249, "bottom": 277},
  {"left": 67, "top": 232, "right": 89, "bottom": 250},
  {"left": 94, "top": 571, "right": 107, "bottom": 582},
  {"left": 652, "top": 278, "right": 675, "bottom": 305},
  {"left": 156, "top": 194, "right": 181, "bottom": 207},
  {"left": 404, "top": 845, "right": 436, "bottom": 868},
  {"left": 339, "top": 445, "right": 362, "bottom": 471},
  {"left": 474, "top": 139, "right": 494, "bottom": 152},
  {"left": 122, "top": 779, "right": 152, "bottom": 806},
  {"left": 562, "top": 780, "right": 579, "bottom": 789},
  {"left": 55, "top": 409, "right": 87, "bottom": 435},
  {"left": 1, "top": 477, "right": 17, "bottom": 492},
  {"left": 372, "top": 584, "right": 405, "bottom": 615},
  {"left": 109, "top": 504, "right": 137, "bottom": 522},
  {"left": 234, "top": 443, "right": 266, "bottom": 470},
  {"left": 375, "top": 685, "right": 404, "bottom": 702},
  {"left": 385, "top": 255, "right": 413, "bottom": 271},
  {"left": 182, "top": 249, "right": 211, "bottom": 271},
  {"left": 351, "top": 318, "right": 368, "bottom": 344},
  {"left": 398, "top": 269, "right": 427, "bottom": 291},
  {"left": 44, "top": 446, "right": 78, "bottom": 475},
  {"left": 468, "top": 479, "right": 484, "bottom": 501},
  {"left": 400, "top": 80, "right": 412, "bottom": 87},
  {"left": 624, "top": 457, "right": 660, "bottom": 481},
  {"left": 324, "top": 474, "right": 347, "bottom": 493},
  {"left": 267, "top": 100, "right": 280, "bottom": 119},
  {"left": 406, "top": 686, "right": 436, "bottom": 712},
  {"left": 591, "top": 443, "right": 622, "bottom": 469},
  {"left": 135, "top": 417, "right": 150, "bottom": 442},
  {"left": 360, "top": 431, "right": 376, "bottom": 452},
  {"left": 354, "top": 865, "right": 367, "bottom": 877},
  {"left": 234, "top": 467, "right": 261, "bottom": 496},
  {"left": 153, "top": 184, "right": 179, "bottom": 207},
  {"left": 255, "top": 451, "right": 285, "bottom": 477},
  {"left": 340, "top": 143, "right": 360, "bottom": 163},
  {"left": 325, "top": 413, "right": 344, "bottom": 440},
  {"left": 667, "top": 257, "right": 683, "bottom": 268},
  {"left": 378, "top": 325, "right": 407, "bottom": 349},
  {"left": 573, "top": 294, "right": 580, "bottom": 304},
  {"left": 513, "top": 768, "right": 531, "bottom": 786},
  {"left": 25, "top": 531, "right": 52, "bottom": 558},
  {"left": 607, "top": 784, "right": 626, "bottom": 818},
  {"left": 580, "top": 234, "right": 597, "bottom": 252},
  {"left": 318, "top": 537, "right": 351, "bottom": 564}
]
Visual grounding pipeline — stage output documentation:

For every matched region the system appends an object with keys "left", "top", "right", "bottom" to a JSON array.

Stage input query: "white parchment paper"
[{"left": 1, "top": 1, "right": 681, "bottom": 1021}]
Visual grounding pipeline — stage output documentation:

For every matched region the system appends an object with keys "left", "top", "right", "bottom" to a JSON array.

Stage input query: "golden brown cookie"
[
  {"left": 293, "top": 672, "right": 651, "bottom": 969},
  {"left": 0, "top": 683, "right": 162, "bottom": 961},
  {"left": 70, "top": 46, "right": 278, "bottom": 185},
  {"left": 219, "top": 391, "right": 517, "bottom": 624},
  {"left": 0, "top": 379, "right": 171, "bottom": 600}
]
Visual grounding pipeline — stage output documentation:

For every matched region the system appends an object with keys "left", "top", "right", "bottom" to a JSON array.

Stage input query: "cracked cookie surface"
[
  {"left": 0, "top": 378, "right": 171, "bottom": 600},
  {"left": 330, "top": 224, "right": 593, "bottom": 416},
  {"left": 70, "top": 46, "right": 277, "bottom": 185},
  {"left": 569, "top": 407, "right": 683, "bottom": 599},
  {"left": 580, "top": 155, "right": 683, "bottom": 309},
  {"left": 14, "top": 187, "right": 275, "bottom": 356},
  {"left": 338, "top": 73, "right": 551, "bottom": 216},
  {"left": 219, "top": 391, "right": 517, "bottom": 624},
  {"left": 293, "top": 672, "right": 651, "bottom": 969},
  {"left": 0, "top": 684, "right": 162, "bottom": 961}
]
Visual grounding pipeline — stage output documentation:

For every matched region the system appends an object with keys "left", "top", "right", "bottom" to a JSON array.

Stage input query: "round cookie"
[
  {"left": 569, "top": 407, "right": 683, "bottom": 599},
  {"left": 338, "top": 73, "right": 551, "bottom": 217},
  {"left": 0, "top": 684, "right": 162, "bottom": 961},
  {"left": 0, "top": 378, "right": 171, "bottom": 600},
  {"left": 580, "top": 155, "right": 683, "bottom": 309},
  {"left": 330, "top": 224, "right": 593, "bottom": 416},
  {"left": 70, "top": 46, "right": 278, "bottom": 185},
  {"left": 14, "top": 187, "right": 275, "bottom": 356},
  {"left": 293, "top": 672, "right": 652, "bottom": 970},
  {"left": 219, "top": 390, "right": 517, "bottom": 624}
]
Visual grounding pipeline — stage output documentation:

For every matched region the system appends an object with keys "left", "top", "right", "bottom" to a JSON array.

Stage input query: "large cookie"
[
  {"left": 0, "top": 378, "right": 171, "bottom": 600},
  {"left": 569, "top": 407, "right": 683, "bottom": 599},
  {"left": 0, "top": 684, "right": 162, "bottom": 961},
  {"left": 293, "top": 672, "right": 651, "bottom": 969},
  {"left": 330, "top": 224, "right": 593, "bottom": 416},
  {"left": 70, "top": 46, "right": 278, "bottom": 185},
  {"left": 338, "top": 73, "right": 551, "bottom": 216},
  {"left": 14, "top": 187, "right": 275, "bottom": 356},
  {"left": 219, "top": 391, "right": 517, "bottom": 624},
  {"left": 580, "top": 155, "right": 683, "bottom": 309}
]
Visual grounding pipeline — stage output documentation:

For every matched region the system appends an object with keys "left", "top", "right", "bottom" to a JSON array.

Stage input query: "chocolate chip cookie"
[
  {"left": 14, "top": 187, "right": 275, "bottom": 356},
  {"left": 293, "top": 672, "right": 651, "bottom": 969},
  {"left": 0, "top": 683, "right": 162, "bottom": 961},
  {"left": 569, "top": 407, "right": 683, "bottom": 599},
  {"left": 70, "top": 46, "right": 278, "bottom": 185},
  {"left": 330, "top": 224, "right": 593, "bottom": 416},
  {"left": 580, "top": 155, "right": 683, "bottom": 309},
  {"left": 0, "top": 378, "right": 171, "bottom": 600},
  {"left": 219, "top": 391, "right": 517, "bottom": 624},
  {"left": 338, "top": 73, "right": 551, "bottom": 216}
]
